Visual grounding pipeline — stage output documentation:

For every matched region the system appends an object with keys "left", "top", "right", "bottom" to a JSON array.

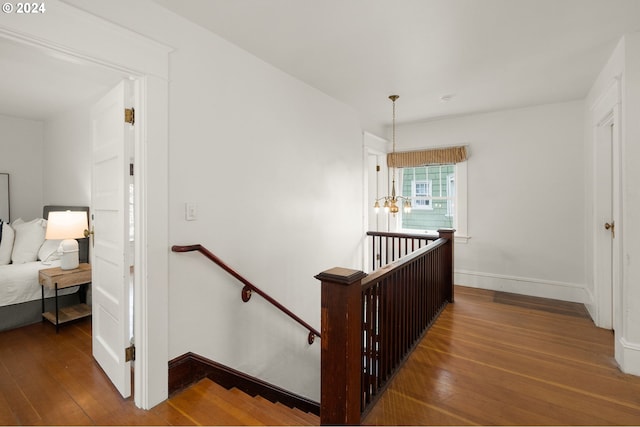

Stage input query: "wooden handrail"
[
  {"left": 172, "top": 244, "right": 320, "bottom": 345},
  {"left": 365, "top": 230, "right": 439, "bottom": 239}
]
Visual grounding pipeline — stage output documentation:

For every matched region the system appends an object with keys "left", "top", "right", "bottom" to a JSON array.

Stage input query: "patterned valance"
[{"left": 387, "top": 145, "right": 468, "bottom": 168}]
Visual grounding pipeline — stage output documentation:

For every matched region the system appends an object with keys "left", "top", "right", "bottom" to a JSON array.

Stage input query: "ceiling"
[
  {"left": 153, "top": 0, "right": 640, "bottom": 134},
  {"left": 2, "top": 1, "right": 640, "bottom": 133},
  {"left": 0, "top": 37, "right": 125, "bottom": 121}
]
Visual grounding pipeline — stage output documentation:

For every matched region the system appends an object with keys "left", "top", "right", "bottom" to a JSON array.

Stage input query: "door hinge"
[
  {"left": 376, "top": 165, "right": 381, "bottom": 172},
  {"left": 130, "top": 163, "right": 134, "bottom": 176},
  {"left": 125, "top": 345, "right": 135, "bottom": 362},
  {"left": 124, "top": 108, "right": 135, "bottom": 125}
]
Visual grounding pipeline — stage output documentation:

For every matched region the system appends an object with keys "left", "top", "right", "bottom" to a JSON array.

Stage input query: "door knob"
[
  {"left": 605, "top": 221, "right": 615, "bottom": 238},
  {"left": 84, "top": 226, "right": 95, "bottom": 247}
]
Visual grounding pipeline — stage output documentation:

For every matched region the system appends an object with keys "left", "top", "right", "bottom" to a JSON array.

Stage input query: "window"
[
  {"left": 399, "top": 163, "right": 466, "bottom": 237},
  {"left": 412, "top": 180, "right": 432, "bottom": 209}
]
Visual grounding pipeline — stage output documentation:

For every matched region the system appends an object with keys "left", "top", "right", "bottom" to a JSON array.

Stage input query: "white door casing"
[
  {"left": 594, "top": 116, "right": 614, "bottom": 329},
  {"left": 91, "top": 80, "right": 133, "bottom": 398},
  {"left": 592, "top": 78, "right": 622, "bottom": 333}
]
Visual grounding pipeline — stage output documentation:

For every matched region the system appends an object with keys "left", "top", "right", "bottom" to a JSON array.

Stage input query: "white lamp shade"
[{"left": 45, "top": 211, "right": 88, "bottom": 240}]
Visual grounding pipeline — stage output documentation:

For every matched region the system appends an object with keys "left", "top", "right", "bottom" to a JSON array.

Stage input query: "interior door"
[
  {"left": 594, "top": 119, "right": 614, "bottom": 329},
  {"left": 90, "top": 80, "right": 133, "bottom": 398}
]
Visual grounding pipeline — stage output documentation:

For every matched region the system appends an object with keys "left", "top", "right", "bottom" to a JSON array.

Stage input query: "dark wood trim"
[
  {"left": 168, "top": 352, "right": 320, "bottom": 416},
  {"left": 315, "top": 267, "right": 365, "bottom": 425}
]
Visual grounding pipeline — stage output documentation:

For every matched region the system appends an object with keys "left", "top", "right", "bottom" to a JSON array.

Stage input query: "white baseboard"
[
  {"left": 618, "top": 337, "right": 640, "bottom": 376},
  {"left": 583, "top": 287, "right": 597, "bottom": 321},
  {"left": 454, "top": 269, "right": 591, "bottom": 304}
]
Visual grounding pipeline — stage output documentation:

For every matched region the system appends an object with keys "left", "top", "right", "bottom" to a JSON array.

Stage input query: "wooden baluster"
[
  {"left": 316, "top": 267, "right": 367, "bottom": 425},
  {"left": 438, "top": 229, "right": 455, "bottom": 303},
  {"left": 373, "top": 283, "right": 380, "bottom": 394}
]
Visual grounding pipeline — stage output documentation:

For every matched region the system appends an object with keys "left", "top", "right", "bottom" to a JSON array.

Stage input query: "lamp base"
[{"left": 59, "top": 239, "right": 80, "bottom": 270}]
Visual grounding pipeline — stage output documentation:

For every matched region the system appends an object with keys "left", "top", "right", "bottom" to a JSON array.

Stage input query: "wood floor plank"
[
  {"left": 150, "top": 400, "right": 200, "bottom": 426},
  {"left": 362, "top": 286, "right": 640, "bottom": 426},
  {"left": 432, "top": 316, "right": 619, "bottom": 372}
]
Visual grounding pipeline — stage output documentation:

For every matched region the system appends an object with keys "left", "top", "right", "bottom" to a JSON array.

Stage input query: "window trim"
[{"left": 446, "top": 173, "right": 455, "bottom": 218}]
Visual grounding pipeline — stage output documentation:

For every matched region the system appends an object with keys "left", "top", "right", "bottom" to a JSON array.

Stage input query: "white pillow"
[
  {"left": 38, "top": 239, "right": 62, "bottom": 262},
  {"left": 11, "top": 218, "right": 47, "bottom": 264},
  {"left": 0, "top": 222, "right": 14, "bottom": 265}
]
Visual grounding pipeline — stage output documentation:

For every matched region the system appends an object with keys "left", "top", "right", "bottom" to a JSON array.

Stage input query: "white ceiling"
[
  {"left": 153, "top": 0, "right": 640, "bottom": 134},
  {"left": 2, "top": 1, "right": 640, "bottom": 132},
  {"left": 0, "top": 37, "right": 125, "bottom": 121}
]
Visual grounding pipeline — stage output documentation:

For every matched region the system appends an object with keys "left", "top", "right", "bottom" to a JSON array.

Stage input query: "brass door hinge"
[
  {"left": 124, "top": 108, "right": 135, "bottom": 125},
  {"left": 125, "top": 345, "right": 135, "bottom": 362}
]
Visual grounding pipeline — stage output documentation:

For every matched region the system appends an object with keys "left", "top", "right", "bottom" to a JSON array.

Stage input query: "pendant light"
[{"left": 374, "top": 95, "right": 411, "bottom": 215}]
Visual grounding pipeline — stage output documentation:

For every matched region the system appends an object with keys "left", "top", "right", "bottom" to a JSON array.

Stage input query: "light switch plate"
[{"left": 185, "top": 202, "right": 197, "bottom": 221}]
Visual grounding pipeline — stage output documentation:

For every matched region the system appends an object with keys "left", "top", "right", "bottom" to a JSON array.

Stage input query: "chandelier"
[{"left": 374, "top": 95, "right": 411, "bottom": 215}]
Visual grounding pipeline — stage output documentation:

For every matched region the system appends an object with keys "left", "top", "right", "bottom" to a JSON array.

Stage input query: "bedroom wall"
[
  {"left": 397, "top": 100, "right": 587, "bottom": 302},
  {"left": 0, "top": 115, "right": 44, "bottom": 221},
  {"left": 61, "top": 0, "right": 364, "bottom": 402},
  {"left": 42, "top": 101, "right": 92, "bottom": 207}
]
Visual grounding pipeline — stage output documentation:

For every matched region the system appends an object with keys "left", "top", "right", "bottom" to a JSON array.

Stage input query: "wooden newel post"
[
  {"left": 438, "top": 229, "right": 456, "bottom": 303},
  {"left": 315, "top": 267, "right": 367, "bottom": 425}
]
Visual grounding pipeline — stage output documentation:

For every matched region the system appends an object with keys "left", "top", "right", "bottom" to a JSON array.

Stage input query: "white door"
[
  {"left": 594, "top": 118, "right": 615, "bottom": 330},
  {"left": 91, "top": 80, "right": 133, "bottom": 398}
]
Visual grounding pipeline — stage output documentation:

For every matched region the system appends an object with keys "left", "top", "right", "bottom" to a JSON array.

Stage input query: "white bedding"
[{"left": 0, "top": 260, "right": 78, "bottom": 307}]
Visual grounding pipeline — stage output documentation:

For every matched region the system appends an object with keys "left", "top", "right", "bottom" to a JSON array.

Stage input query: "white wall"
[
  {"left": 0, "top": 94, "right": 99, "bottom": 223},
  {"left": 0, "top": 115, "right": 44, "bottom": 221},
  {"left": 397, "top": 100, "right": 587, "bottom": 302},
  {"left": 42, "top": 101, "right": 92, "bottom": 207},
  {"left": 60, "top": 0, "right": 365, "bottom": 401},
  {"left": 165, "top": 16, "right": 363, "bottom": 402}
]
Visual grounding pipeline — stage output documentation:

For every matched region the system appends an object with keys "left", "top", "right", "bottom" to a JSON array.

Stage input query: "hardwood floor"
[
  {"left": 0, "top": 319, "right": 168, "bottom": 425},
  {"left": 363, "top": 286, "right": 640, "bottom": 425},
  {"left": 0, "top": 318, "right": 318, "bottom": 425},
  {"left": 2, "top": 286, "right": 640, "bottom": 425}
]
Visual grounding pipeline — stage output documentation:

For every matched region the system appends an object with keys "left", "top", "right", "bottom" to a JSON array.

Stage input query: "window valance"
[{"left": 387, "top": 145, "right": 468, "bottom": 168}]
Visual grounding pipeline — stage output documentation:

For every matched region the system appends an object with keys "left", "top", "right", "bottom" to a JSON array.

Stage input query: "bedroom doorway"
[{"left": 1, "top": 3, "right": 171, "bottom": 408}]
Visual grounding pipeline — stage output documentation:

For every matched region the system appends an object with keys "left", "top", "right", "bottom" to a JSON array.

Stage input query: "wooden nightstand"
[{"left": 39, "top": 263, "right": 92, "bottom": 332}]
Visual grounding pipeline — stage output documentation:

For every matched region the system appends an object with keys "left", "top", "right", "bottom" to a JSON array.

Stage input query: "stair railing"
[
  {"left": 315, "top": 229, "right": 455, "bottom": 424},
  {"left": 172, "top": 244, "right": 320, "bottom": 344}
]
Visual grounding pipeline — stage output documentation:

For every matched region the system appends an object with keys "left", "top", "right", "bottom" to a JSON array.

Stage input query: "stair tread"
[
  {"left": 277, "top": 401, "right": 320, "bottom": 425},
  {"left": 170, "top": 380, "right": 266, "bottom": 425},
  {"left": 255, "top": 395, "right": 319, "bottom": 425},
  {"left": 229, "top": 388, "right": 308, "bottom": 425},
  {"left": 169, "top": 378, "right": 319, "bottom": 426}
]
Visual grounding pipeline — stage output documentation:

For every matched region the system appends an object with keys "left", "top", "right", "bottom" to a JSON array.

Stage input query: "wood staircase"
[{"left": 167, "top": 378, "right": 320, "bottom": 425}]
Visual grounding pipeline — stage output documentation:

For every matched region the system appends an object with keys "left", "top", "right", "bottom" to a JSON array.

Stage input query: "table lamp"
[{"left": 45, "top": 210, "right": 89, "bottom": 270}]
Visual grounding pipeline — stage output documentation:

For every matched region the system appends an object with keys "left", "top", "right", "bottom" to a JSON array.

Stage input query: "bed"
[{"left": 0, "top": 205, "right": 89, "bottom": 332}]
